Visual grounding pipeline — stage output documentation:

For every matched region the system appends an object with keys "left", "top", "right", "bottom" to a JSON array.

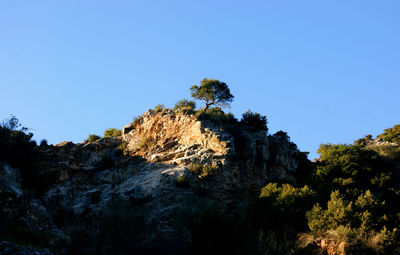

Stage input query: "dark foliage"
[
  {"left": 190, "top": 78, "right": 234, "bottom": 111},
  {"left": 85, "top": 134, "right": 101, "bottom": 143},
  {"left": 240, "top": 110, "right": 268, "bottom": 132},
  {"left": 0, "top": 115, "right": 38, "bottom": 189},
  {"left": 174, "top": 99, "right": 196, "bottom": 114},
  {"left": 195, "top": 107, "right": 237, "bottom": 124}
]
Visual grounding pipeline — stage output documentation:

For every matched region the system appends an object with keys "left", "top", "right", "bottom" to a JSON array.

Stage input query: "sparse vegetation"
[
  {"left": 188, "top": 163, "right": 203, "bottom": 175},
  {"left": 137, "top": 137, "right": 156, "bottom": 151},
  {"left": 104, "top": 128, "right": 122, "bottom": 137},
  {"left": 86, "top": 134, "right": 101, "bottom": 143},
  {"left": 1, "top": 111, "right": 399, "bottom": 254},
  {"left": 132, "top": 116, "right": 142, "bottom": 127},
  {"left": 188, "top": 163, "right": 218, "bottom": 178},
  {"left": 117, "top": 141, "right": 128, "bottom": 154},
  {"left": 153, "top": 104, "right": 169, "bottom": 114},
  {"left": 173, "top": 99, "right": 196, "bottom": 114}
]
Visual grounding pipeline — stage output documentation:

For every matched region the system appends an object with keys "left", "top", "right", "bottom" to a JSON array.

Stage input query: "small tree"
[{"left": 190, "top": 78, "right": 234, "bottom": 111}]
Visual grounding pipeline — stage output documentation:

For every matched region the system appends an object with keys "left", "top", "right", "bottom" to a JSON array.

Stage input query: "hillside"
[
  {"left": 0, "top": 109, "right": 301, "bottom": 254},
  {"left": 0, "top": 111, "right": 399, "bottom": 255}
]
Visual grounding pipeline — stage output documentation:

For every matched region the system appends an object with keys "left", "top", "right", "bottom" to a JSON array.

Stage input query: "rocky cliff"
[{"left": 0, "top": 110, "right": 301, "bottom": 254}]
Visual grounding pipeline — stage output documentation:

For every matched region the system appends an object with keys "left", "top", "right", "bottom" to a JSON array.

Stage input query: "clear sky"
[{"left": 1, "top": 1, "right": 399, "bottom": 159}]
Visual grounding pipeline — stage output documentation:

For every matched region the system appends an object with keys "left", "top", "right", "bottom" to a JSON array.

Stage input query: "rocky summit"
[{"left": 0, "top": 110, "right": 300, "bottom": 254}]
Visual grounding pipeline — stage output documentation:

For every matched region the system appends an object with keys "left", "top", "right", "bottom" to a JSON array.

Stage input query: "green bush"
[
  {"left": 174, "top": 99, "right": 196, "bottom": 114},
  {"left": 189, "top": 163, "right": 203, "bottom": 175},
  {"left": 377, "top": 124, "right": 400, "bottom": 143},
  {"left": 240, "top": 110, "right": 268, "bottom": 131},
  {"left": 306, "top": 191, "right": 353, "bottom": 235},
  {"left": 354, "top": 134, "right": 373, "bottom": 146},
  {"left": 313, "top": 143, "right": 392, "bottom": 200},
  {"left": 195, "top": 107, "right": 237, "bottom": 124},
  {"left": 252, "top": 183, "right": 316, "bottom": 231},
  {"left": 104, "top": 128, "right": 122, "bottom": 137},
  {"left": 85, "top": 134, "right": 101, "bottom": 143},
  {"left": 305, "top": 190, "right": 400, "bottom": 253}
]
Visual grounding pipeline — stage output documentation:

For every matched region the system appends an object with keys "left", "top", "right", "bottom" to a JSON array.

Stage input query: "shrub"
[
  {"left": 304, "top": 189, "right": 400, "bottom": 253},
  {"left": 195, "top": 107, "right": 237, "bottom": 124},
  {"left": 173, "top": 99, "right": 196, "bottom": 114},
  {"left": 188, "top": 163, "right": 217, "bottom": 178},
  {"left": 377, "top": 124, "right": 400, "bottom": 143},
  {"left": 273, "top": 130, "right": 289, "bottom": 140},
  {"left": 252, "top": 183, "right": 316, "bottom": 231},
  {"left": 189, "top": 163, "right": 203, "bottom": 175},
  {"left": 137, "top": 137, "right": 156, "bottom": 151},
  {"left": 312, "top": 143, "right": 392, "bottom": 200},
  {"left": 354, "top": 134, "right": 373, "bottom": 146},
  {"left": 117, "top": 141, "right": 128, "bottom": 154},
  {"left": 85, "top": 134, "right": 101, "bottom": 143},
  {"left": 104, "top": 128, "right": 122, "bottom": 137},
  {"left": 39, "top": 139, "right": 48, "bottom": 147},
  {"left": 306, "top": 190, "right": 353, "bottom": 235},
  {"left": 240, "top": 110, "right": 268, "bottom": 132},
  {"left": 153, "top": 104, "right": 168, "bottom": 114},
  {"left": 1, "top": 115, "right": 27, "bottom": 132}
]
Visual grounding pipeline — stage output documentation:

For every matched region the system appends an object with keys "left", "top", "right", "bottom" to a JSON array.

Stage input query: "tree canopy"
[{"left": 190, "top": 78, "right": 234, "bottom": 111}]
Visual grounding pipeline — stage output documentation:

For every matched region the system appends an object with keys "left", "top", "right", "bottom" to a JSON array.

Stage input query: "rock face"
[
  {"left": 0, "top": 111, "right": 300, "bottom": 254},
  {"left": 123, "top": 111, "right": 233, "bottom": 166},
  {"left": 0, "top": 163, "right": 23, "bottom": 226},
  {"left": 0, "top": 241, "right": 53, "bottom": 255}
]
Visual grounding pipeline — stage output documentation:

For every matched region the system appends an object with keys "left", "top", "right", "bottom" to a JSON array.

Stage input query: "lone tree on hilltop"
[{"left": 190, "top": 78, "right": 234, "bottom": 111}]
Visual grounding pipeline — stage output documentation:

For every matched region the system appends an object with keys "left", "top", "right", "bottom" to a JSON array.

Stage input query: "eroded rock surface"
[{"left": 1, "top": 111, "right": 301, "bottom": 254}]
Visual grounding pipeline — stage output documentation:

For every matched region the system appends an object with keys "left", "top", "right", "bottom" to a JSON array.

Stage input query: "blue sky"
[{"left": 1, "top": 1, "right": 399, "bottom": 159}]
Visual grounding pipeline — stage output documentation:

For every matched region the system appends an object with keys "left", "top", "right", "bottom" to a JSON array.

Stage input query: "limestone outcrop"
[{"left": 0, "top": 110, "right": 301, "bottom": 254}]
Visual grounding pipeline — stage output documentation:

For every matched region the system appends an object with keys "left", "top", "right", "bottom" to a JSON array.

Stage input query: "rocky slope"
[{"left": 0, "top": 110, "right": 301, "bottom": 254}]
